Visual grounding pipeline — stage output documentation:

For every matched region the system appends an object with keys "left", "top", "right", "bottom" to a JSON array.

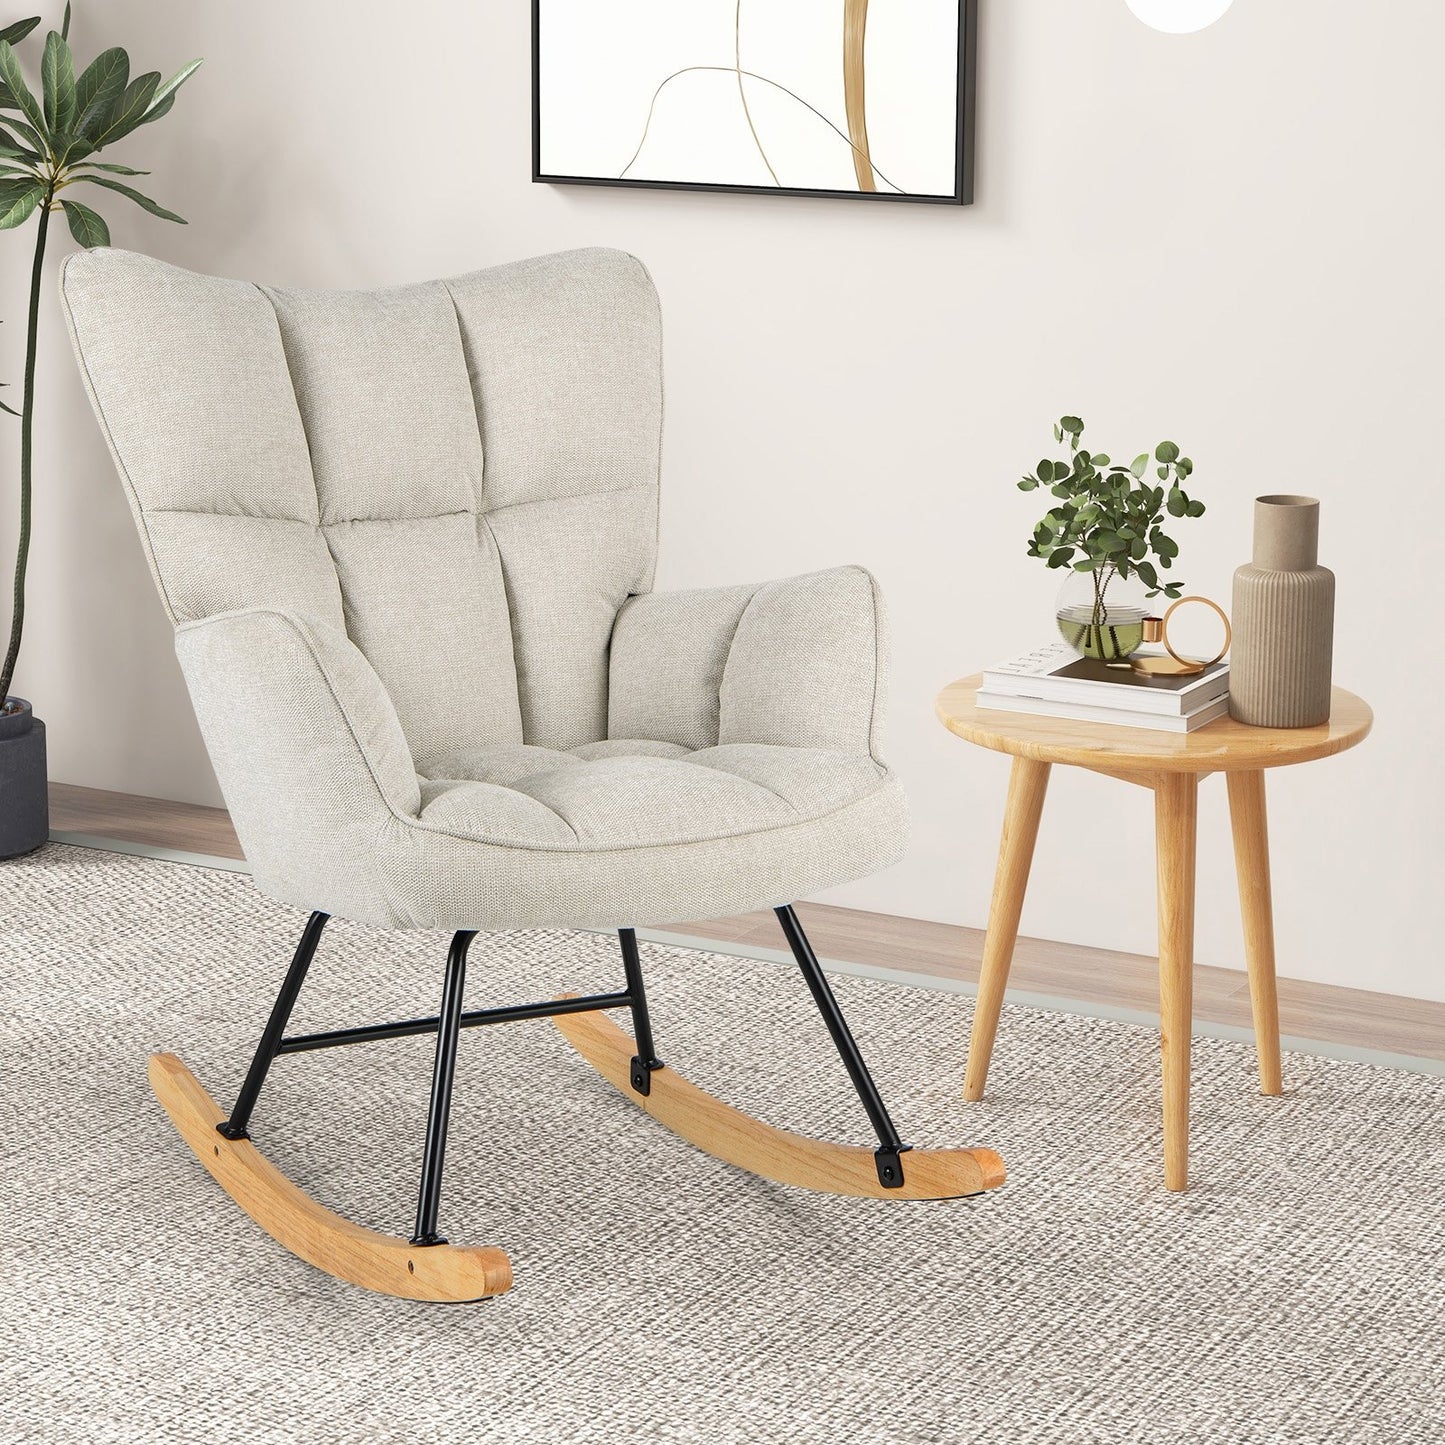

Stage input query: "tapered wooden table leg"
[
  {"left": 1155, "top": 773, "right": 1198, "bottom": 1192},
  {"left": 964, "top": 757, "right": 1051, "bottom": 1101},
  {"left": 1227, "top": 769, "right": 1283, "bottom": 1095}
]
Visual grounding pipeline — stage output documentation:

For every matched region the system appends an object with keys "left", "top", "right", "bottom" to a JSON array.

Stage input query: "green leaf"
[
  {"left": 1130, "top": 538, "right": 1146, "bottom": 561},
  {"left": 61, "top": 3, "right": 70, "bottom": 41},
  {"left": 1157, "top": 465, "right": 1169, "bottom": 480},
  {"left": 1137, "top": 560, "right": 1160, "bottom": 589},
  {"left": 0, "top": 18, "right": 40, "bottom": 49},
  {"left": 1052, "top": 423, "right": 1063, "bottom": 443},
  {"left": 70, "top": 160, "right": 149, "bottom": 176},
  {"left": 60, "top": 196, "right": 108, "bottom": 247},
  {"left": 1060, "top": 415, "right": 1083, "bottom": 435},
  {"left": 0, "top": 396, "right": 18, "bottom": 417},
  {"left": 1037, "top": 458, "right": 1056, "bottom": 482},
  {"left": 1074, "top": 557, "right": 1097, "bottom": 571},
  {"left": 0, "top": 112, "right": 44, "bottom": 156},
  {"left": 140, "top": 90, "right": 176, "bottom": 126},
  {"left": 0, "top": 126, "right": 36, "bottom": 161},
  {"left": 0, "top": 40, "right": 49, "bottom": 144},
  {"left": 0, "top": 175, "right": 43, "bottom": 228},
  {"left": 144, "top": 58, "right": 201, "bottom": 119},
  {"left": 1091, "top": 453, "right": 1110, "bottom": 467},
  {"left": 89, "top": 71, "right": 159, "bottom": 148},
  {"left": 1166, "top": 488, "right": 1187, "bottom": 517},
  {"left": 73, "top": 47, "right": 128, "bottom": 141},
  {"left": 75, "top": 172, "right": 185, "bottom": 223},
  {"left": 1187, "top": 499, "right": 1206, "bottom": 517},
  {"left": 1130, "top": 453, "right": 1149, "bottom": 479},
  {"left": 1047, "top": 548, "right": 1072, "bottom": 569},
  {"left": 1017, "top": 478, "right": 1039, "bottom": 491},
  {"left": 41, "top": 29, "right": 76, "bottom": 135},
  {"left": 1156, "top": 440, "right": 1180, "bottom": 464}
]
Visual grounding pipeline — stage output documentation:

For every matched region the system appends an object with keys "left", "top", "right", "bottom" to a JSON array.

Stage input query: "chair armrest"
[
  {"left": 175, "top": 608, "right": 421, "bottom": 894},
  {"left": 608, "top": 566, "right": 888, "bottom": 759}
]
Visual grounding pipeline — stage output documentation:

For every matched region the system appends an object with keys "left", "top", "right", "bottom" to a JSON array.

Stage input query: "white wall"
[{"left": 5, "top": 1, "right": 1442, "bottom": 1001}]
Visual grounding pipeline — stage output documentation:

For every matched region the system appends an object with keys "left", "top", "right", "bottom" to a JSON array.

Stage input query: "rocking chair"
[{"left": 62, "top": 246, "right": 1004, "bottom": 1301}]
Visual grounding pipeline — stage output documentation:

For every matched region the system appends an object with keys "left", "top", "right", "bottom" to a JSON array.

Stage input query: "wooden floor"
[{"left": 48, "top": 781, "right": 1445, "bottom": 1064}]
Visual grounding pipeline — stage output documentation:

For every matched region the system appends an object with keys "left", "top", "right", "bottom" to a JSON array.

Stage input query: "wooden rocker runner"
[{"left": 63, "top": 245, "right": 1003, "bottom": 1301}]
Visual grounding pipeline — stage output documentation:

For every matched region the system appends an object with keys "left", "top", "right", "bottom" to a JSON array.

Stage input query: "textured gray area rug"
[{"left": 2, "top": 843, "right": 1442, "bottom": 1444}]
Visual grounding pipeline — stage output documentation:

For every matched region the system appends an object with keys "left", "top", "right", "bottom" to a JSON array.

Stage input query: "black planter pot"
[{"left": 0, "top": 697, "right": 48, "bottom": 859}]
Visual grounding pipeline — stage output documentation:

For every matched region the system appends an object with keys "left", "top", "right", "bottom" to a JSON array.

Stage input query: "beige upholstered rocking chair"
[{"left": 62, "top": 246, "right": 1004, "bottom": 1301}]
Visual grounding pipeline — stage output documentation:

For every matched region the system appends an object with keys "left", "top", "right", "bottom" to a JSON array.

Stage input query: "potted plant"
[
  {"left": 0, "top": 6, "right": 199, "bottom": 857},
  {"left": 1017, "top": 414, "right": 1206, "bottom": 662}
]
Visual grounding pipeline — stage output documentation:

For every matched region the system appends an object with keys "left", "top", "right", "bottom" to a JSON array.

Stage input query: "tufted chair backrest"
[{"left": 61, "top": 247, "right": 663, "bottom": 771}]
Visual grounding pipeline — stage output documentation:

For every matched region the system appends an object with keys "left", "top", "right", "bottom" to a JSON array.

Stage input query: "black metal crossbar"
[{"left": 276, "top": 990, "right": 635, "bottom": 1056}]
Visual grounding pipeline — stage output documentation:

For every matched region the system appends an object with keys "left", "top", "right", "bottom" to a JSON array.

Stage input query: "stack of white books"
[{"left": 978, "top": 642, "right": 1231, "bottom": 733}]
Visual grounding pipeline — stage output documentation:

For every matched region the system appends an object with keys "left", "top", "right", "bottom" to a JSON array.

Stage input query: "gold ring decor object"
[
  {"left": 1130, "top": 595, "right": 1231, "bottom": 676},
  {"left": 1162, "top": 595, "right": 1232, "bottom": 668}
]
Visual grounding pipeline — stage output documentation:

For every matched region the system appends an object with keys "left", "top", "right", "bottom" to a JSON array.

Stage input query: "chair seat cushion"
[{"left": 415, "top": 742, "right": 890, "bottom": 851}]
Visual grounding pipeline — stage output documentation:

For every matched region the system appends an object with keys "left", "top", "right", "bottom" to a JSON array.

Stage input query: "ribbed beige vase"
[{"left": 1229, "top": 495, "right": 1335, "bottom": 727}]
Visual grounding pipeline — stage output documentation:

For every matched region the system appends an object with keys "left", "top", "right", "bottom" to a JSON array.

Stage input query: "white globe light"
[{"left": 1125, "top": 0, "right": 1235, "bottom": 33}]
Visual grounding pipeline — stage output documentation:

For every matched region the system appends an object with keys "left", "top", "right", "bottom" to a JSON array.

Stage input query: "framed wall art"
[{"left": 532, "top": 1, "right": 978, "bottom": 206}]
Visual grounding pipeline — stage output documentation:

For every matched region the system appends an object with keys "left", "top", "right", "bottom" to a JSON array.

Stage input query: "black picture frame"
[{"left": 532, "top": 0, "right": 977, "bottom": 207}]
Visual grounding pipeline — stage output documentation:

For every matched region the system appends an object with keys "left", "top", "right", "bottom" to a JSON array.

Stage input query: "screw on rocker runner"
[{"left": 148, "top": 907, "right": 1003, "bottom": 1302}]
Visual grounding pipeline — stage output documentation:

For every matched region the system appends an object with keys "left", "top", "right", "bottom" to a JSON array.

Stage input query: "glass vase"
[{"left": 1055, "top": 570, "right": 1150, "bottom": 663}]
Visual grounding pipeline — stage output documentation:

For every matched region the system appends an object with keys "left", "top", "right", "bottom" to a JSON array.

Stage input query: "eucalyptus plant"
[
  {"left": 1017, "top": 415, "right": 1205, "bottom": 659},
  {"left": 0, "top": 6, "right": 199, "bottom": 710}
]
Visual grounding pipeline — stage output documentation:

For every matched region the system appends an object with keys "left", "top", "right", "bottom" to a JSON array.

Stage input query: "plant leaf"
[
  {"left": 1156, "top": 440, "right": 1180, "bottom": 464},
  {"left": 1130, "top": 453, "right": 1149, "bottom": 479},
  {"left": 1060, "top": 415, "right": 1083, "bottom": 435},
  {"left": 73, "top": 46, "right": 128, "bottom": 140},
  {"left": 144, "top": 58, "right": 201, "bottom": 119},
  {"left": 62, "top": 3, "right": 70, "bottom": 41},
  {"left": 74, "top": 172, "right": 185, "bottom": 223},
  {"left": 0, "top": 112, "right": 44, "bottom": 155},
  {"left": 0, "top": 175, "right": 43, "bottom": 228},
  {"left": 60, "top": 195, "right": 108, "bottom": 247},
  {"left": 71, "top": 160, "right": 149, "bottom": 176},
  {"left": 41, "top": 29, "right": 76, "bottom": 135},
  {"left": 0, "top": 18, "right": 40, "bottom": 49},
  {"left": 0, "top": 40, "right": 49, "bottom": 144},
  {"left": 89, "top": 71, "right": 159, "bottom": 148}
]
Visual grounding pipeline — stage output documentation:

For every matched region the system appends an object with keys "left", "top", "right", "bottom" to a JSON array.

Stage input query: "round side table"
[{"left": 936, "top": 676, "right": 1372, "bottom": 1191}]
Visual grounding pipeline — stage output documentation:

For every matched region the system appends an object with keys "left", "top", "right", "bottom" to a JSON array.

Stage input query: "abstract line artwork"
[{"left": 532, "top": 1, "right": 977, "bottom": 205}]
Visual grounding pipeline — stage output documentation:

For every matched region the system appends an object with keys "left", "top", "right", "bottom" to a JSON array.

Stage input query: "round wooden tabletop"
[{"left": 936, "top": 675, "right": 1372, "bottom": 774}]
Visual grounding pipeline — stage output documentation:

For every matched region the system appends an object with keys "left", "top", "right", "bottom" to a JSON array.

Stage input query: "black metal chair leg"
[
  {"left": 410, "top": 929, "right": 474, "bottom": 1247},
  {"left": 618, "top": 928, "right": 663, "bottom": 1095},
  {"left": 217, "top": 910, "right": 330, "bottom": 1141},
  {"left": 774, "top": 904, "right": 911, "bottom": 1188}
]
